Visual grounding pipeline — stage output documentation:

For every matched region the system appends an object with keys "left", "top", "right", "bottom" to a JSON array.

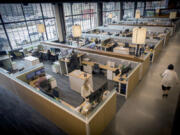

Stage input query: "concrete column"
[
  {"left": 120, "top": 2, "right": 124, "bottom": 20},
  {"left": 97, "top": 2, "right": 103, "bottom": 26},
  {"left": 54, "top": 3, "right": 66, "bottom": 42}
]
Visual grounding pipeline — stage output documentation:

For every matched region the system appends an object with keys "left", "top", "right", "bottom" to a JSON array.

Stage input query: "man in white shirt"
[{"left": 161, "top": 64, "right": 179, "bottom": 98}]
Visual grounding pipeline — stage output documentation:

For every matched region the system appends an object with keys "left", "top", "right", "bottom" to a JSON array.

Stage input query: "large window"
[
  {"left": 103, "top": 2, "right": 121, "bottom": 24},
  {"left": 63, "top": 3, "right": 98, "bottom": 36},
  {"left": 0, "top": 25, "right": 10, "bottom": 51},
  {"left": 146, "top": 1, "right": 166, "bottom": 9},
  {"left": 145, "top": 1, "right": 166, "bottom": 17},
  {"left": 137, "top": 2, "right": 144, "bottom": 16},
  {"left": 0, "top": 3, "right": 58, "bottom": 49},
  {"left": 123, "top": 2, "right": 135, "bottom": 19}
]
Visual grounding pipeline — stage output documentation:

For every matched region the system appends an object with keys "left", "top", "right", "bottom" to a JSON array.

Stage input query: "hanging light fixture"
[{"left": 72, "top": 24, "right": 82, "bottom": 38}]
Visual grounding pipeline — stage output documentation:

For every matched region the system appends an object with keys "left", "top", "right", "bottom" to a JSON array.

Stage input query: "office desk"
[
  {"left": 29, "top": 74, "right": 57, "bottom": 89},
  {"left": 68, "top": 70, "right": 93, "bottom": 93},
  {"left": 59, "top": 53, "right": 85, "bottom": 75},
  {"left": 82, "top": 60, "right": 117, "bottom": 72},
  {"left": 24, "top": 56, "right": 40, "bottom": 66},
  {"left": 101, "top": 42, "right": 115, "bottom": 51},
  {"left": 82, "top": 60, "right": 118, "bottom": 80}
]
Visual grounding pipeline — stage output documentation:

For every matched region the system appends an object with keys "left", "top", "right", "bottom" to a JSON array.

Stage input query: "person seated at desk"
[
  {"left": 81, "top": 78, "right": 94, "bottom": 100},
  {"left": 68, "top": 50, "right": 80, "bottom": 72}
]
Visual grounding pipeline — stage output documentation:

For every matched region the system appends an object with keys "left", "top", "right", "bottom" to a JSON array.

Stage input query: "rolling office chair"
[{"left": 93, "top": 63, "right": 101, "bottom": 74}]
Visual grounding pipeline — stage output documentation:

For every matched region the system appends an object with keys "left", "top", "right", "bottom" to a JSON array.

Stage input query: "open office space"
[{"left": 0, "top": 1, "right": 180, "bottom": 135}]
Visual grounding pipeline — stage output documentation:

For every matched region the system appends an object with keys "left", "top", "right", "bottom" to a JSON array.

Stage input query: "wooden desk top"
[
  {"left": 82, "top": 60, "right": 118, "bottom": 72},
  {"left": 60, "top": 53, "right": 84, "bottom": 63},
  {"left": 102, "top": 42, "right": 114, "bottom": 49},
  {"left": 60, "top": 58, "right": 70, "bottom": 63},
  {"left": 113, "top": 74, "right": 127, "bottom": 84}
]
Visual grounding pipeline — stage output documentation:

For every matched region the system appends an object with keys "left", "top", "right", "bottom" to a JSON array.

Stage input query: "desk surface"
[
  {"left": 113, "top": 74, "right": 127, "bottom": 84},
  {"left": 82, "top": 60, "right": 118, "bottom": 72}
]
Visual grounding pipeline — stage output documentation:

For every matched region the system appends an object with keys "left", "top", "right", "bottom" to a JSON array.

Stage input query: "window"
[
  {"left": 123, "top": 2, "right": 135, "bottom": 19},
  {"left": 0, "top": 25, "right": 10, "bottom": 51},
  {"left": 5, "top": 22, "right": 30, "bottom": 48},
  {"left": 23, "top": 4, "right": 42, "bottom": 20},
  {"left": 63, "top": 3, "right": 98, "bottom": 36},
  {"left": 0, "top": 4, "right": 24, "bottom": 23},
  {"left": 0, "top": 3, "right": 58, "bottom": 49},
  {"left": 103, "top": 2, "right": 121, "bottom": 24},
  {"left": 137, "top": 2, "right": 144, "bottom": 16}
]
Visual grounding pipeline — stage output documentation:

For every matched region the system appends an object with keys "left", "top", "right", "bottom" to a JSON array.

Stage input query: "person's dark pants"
[{"left": 162, "top": 85, "right": 171, "bottom": 91}]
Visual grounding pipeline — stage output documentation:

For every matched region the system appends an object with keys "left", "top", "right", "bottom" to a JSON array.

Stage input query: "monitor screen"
[
  {"left": 0, "top": 51, "right": 7, "bottom": 56},
  {"left": 26, "top": 72, "right": 35, "bottom": 80},
  {"left": 87, "top": 88, "right": 105, "bottom": 103}
]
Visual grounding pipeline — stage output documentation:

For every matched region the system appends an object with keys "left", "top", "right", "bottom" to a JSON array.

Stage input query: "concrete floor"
[{"left": 103, "top": 30, "right": 180, "bottom": 135}]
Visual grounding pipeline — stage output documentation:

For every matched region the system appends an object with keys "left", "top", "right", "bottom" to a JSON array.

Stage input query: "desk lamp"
[
  {"left": 132, "top": 27, "right": 146, "bottom": 57},
  {"left": 135, "top": 9, "right": 140, "bottom": 24},
  {"left": 72, "top": 24, "right": 82, "bottom": 47},
  {"left": 37, "top": 24, "right": 45, "bottom": 41}
]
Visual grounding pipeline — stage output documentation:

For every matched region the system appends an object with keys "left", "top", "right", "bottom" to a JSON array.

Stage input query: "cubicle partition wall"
[
  {"left": 80, "top": 52, "right": 141, "bottom": 98},
  {"left": 87, "top": 25, "right": 172, "bottom": 46},
  {"left": 0, "top": 66, "right": 117, "bottom": 135}
]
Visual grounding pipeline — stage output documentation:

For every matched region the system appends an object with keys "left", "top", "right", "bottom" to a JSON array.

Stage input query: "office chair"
[
  {"left": 124, "top": 43, "right": 129, "bottom": 48},
  {"left": 93, "top": 63, "right": 101, "bottom": 74}
]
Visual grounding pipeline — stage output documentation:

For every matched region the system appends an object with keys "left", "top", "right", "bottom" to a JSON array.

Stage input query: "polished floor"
[
  {"left": 0, "top": 29, "right": 180, "bottom": 135},
  {"left": 103, "top": 29, "right": 180, "bottom": 135}
]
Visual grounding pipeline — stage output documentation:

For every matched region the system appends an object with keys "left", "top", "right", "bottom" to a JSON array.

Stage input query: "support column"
[
  {"left": 54, "top": 3, "right": 66, "bottom": 42},
  {"left": 97, "top": 2, "right": 103, "bottom": 26},
  {"left": 134, "top": 2, "right": 137, "bottom": 18},
  {"left": 120, "top": 2, "right": 124, "bottom": 20},
  {"left": 143, "top": 2, "right": 146, "bottom": 17}
]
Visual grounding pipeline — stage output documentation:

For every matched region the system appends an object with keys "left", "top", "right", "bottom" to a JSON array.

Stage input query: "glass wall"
[
  {"left": 103, "top": 2, "right": 121, "bottom": 24},
  {"left": 123, "top": 2, "right": 135, "bottom": 19},
  {"left": 0, "top": 4, "right": 58, "bottom": 49},
  {"left": 63, "top": 3, "right": 98, "bottom": 36},
  {"left": 145, "top": 1, "right": 166, "bottom": 17},
  {"left": 137, "top": 2, "right": 144, "bottom": 16},
  {"left": 0, "top": 25, "right": 10, "bottom": 51}
]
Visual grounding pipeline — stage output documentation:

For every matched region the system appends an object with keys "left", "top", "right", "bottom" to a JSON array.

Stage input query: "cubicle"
[
  {"left": 86, "top": 25, "right": 171, "bottom": 46},
  {"left": 0, "top": 65, "right": 117, "bottom": 135},
  {"left": 41, "top": 41, "right": 142, "bottom": 98}
]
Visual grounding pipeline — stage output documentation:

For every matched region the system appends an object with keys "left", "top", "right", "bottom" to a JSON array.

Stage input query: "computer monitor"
[
  {"left": 26, "top": 72, "right": 36, "bottom": 81},
  {"left": 121, "top": 64, "right": 132, "bottom": 76},
  {"left": 0, "top": 51, "right": 7, "bottom": 56},
  {"left": 61, "top": 49, "right": 69, "bottom": 57},
  {"left": 114, "top": 69, "right": 120, "bottom": 76},
  {"left": 87, "top": 88, "right": 105, "bottom": 103}
]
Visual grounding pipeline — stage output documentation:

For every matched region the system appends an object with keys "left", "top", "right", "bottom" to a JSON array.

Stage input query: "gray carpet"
[{"left": 43, "top": 61, "right": 111, "bottom": 107}]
